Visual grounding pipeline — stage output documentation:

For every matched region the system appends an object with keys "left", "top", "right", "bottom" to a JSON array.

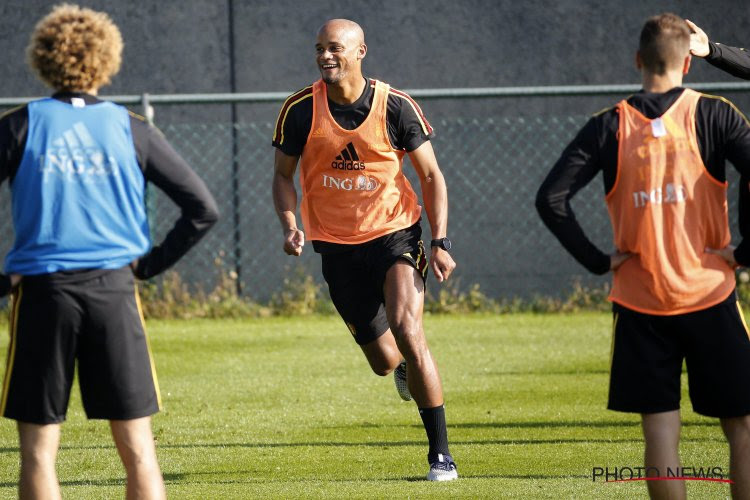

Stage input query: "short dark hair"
[{"left": 638, "top": 13, "right": 690, "bottom": 75}]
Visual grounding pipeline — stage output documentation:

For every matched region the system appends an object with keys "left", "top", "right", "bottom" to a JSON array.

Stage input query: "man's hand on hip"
[
  {"left": 706, "top": 244, "right": 737, "bottom": 268},
  {"left": 284, "top": 228, "right": 305, "bottom": 256},
  {"left": 610, "top": 251, "right": 634, "bottom": 271}
]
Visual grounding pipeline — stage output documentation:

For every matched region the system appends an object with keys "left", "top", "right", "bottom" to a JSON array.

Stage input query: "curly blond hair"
[{"left": 27, "top": 4, "right": 123, "bottom": 92}]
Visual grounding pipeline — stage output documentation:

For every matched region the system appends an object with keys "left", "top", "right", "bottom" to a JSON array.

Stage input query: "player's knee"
[
  {"left": 392, "top": 326, "right": 428, "bottom": 358},
  {"left": 372, "top": 365, "right": 394, "bottom": 376},
  {"left": 119, "top": 446, "right": 156, "bottom": 472},
  {"left": 114, "top": 436, "right": 157, "bottom": 471},
  {"left": 390, "top": 318, "right": 422, "bottom": 342},
  {"left": 20, "top": 447, "right": 55, "bottom": 468},
  {"left": 369, "top": 358, "right": 398, "bottom": 376}
]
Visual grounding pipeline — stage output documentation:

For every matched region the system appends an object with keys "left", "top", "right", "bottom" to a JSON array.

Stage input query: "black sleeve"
[
  {"left": 0, "top": 106, "right": 28, "bottom": 296},
  {"left": 129, "top": 117, "right": 220, "bottom": 279},
  {"left": 0, "top": 276, "right": 10, "bottom": 297},
  {"left": 386, "top": 92, "right": 434, "bottom": 152},
  {"left": 0, "top": 106, "right": 29, "bottom": 185},
  {"left": 739, "top": 181, "right": 750, "bottom": 265},
  {"left": 535, "top": 116, "right": 612, "bottom": 275},
  {"left": 690, "top": 95, "right": 750, "bottom": 265},
  {"left": 706, "top": 42, "right": 750, "bottom": 80},
  {"left": 271, "top": 96, "right": 312, "bottom": 157},
  {"left": 713, "top": 100, "right": 750, "bottom": 266}
]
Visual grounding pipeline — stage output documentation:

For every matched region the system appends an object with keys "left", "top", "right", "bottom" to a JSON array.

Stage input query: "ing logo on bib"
[{"left": 631, "top": 182, "right": 687, "bottom": 208}]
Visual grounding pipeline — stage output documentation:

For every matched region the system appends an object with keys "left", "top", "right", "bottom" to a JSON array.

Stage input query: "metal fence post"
[
  {"left": 228, "top": 0, "right": 243, "bottom": 296},
  {"left": 142, "top": 92, "right": 154, "bottom": 125}
]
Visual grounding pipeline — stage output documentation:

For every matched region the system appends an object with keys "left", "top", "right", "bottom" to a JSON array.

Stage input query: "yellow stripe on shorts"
[
  {"left": 609, "top": 312, "right": 619, "bottom": 370},
  {"left": 135, "top": 286, "right": 162, "bottom": 410},
  {"left": 0, "top": 286, "right": 22, "bottom": 415},
  {"left": 736, "top": 301, "right": 750, "bottom": 340}
]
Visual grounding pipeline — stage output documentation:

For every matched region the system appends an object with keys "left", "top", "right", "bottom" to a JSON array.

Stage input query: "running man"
[
  {"left": 686, "top": 19, "right": 750, "bottom": 79},
  {"left": 0, "top": 5, "right": 219, "bottom": 499},
  {"left": 536, "top": 13, "right": 750, "bottom": 499},
  {"left": 272, "top": 19, "right": 458, "bottom": 481}
]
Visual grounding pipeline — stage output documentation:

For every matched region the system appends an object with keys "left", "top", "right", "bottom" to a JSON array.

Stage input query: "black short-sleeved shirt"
[
  {"left": 272, "top": 77, "right": 434, "bottom": 156},
  {"left": 535, "top": 87, "right": 750, "bottom": 274}
]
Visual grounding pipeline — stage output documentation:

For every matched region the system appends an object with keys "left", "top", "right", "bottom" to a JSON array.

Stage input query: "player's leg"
[
  {"left": 321, "top": 250, "right": 402, "bottom": 375},
  {"left": 608, "top": 304, "right": 684, "bottom": 497},
  {"left": 1, "top": 279, "right": 81, "bottom": 498},
  {"left": 110, "top": 417, "right": 166, "bottom": 500},
  {"left": 18, "top": 422, "right": 62, "bottom": 500},
  {"left": 77, "top": 268, "right": 163, "bottom": 496},
  {"left": 682, "top": 294, "right": 750, "bottom": 498},
  {"left": 641, "top": 410, "right": 685, "bottom": 500},
  {"left": 366, "top": 223, "right": 455, "bottom": 479},
  {"left": 383, "top": 260, "right": 442, "bottom": 407},
  {"left": 720, "top": 415, "right": 750, "bottom": 499},
  {"left": 384, "top": 260, "right": 456, "bottom": 480},
  {"left": 323, "top": 252, "right": 409, "bottom": 394}
]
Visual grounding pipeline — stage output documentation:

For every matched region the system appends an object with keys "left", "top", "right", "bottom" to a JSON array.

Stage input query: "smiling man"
[{"left": 272, "top": 19, "right": 458, "bottom": 480}]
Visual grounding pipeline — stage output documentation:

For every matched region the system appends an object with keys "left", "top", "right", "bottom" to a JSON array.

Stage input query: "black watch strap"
[{"left": 430, "top": 238, "right": 451, "bottom": 251}]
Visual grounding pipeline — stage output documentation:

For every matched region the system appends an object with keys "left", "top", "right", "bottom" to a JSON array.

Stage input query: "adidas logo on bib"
[{"left": 331, "top": 142, "right": 366, "bottom": 170}]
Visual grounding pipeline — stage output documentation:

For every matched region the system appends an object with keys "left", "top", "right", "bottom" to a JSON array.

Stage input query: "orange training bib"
[
  {"left": 299, "top": 79, "right": 422, "bottom": 244},
  {"left": 606, "top": 89, "right": 734, "bottom": 315}
]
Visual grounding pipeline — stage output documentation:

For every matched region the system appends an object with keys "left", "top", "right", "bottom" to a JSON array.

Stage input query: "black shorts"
[
  {"left": 320, "top": 222, "right": 429, "bottom": 345},
  {"left": 608, "top": 291, "right": 750, "bottom": 417},
  {"left": 1, "top": 267, "right": 161, "bottom": 424}
]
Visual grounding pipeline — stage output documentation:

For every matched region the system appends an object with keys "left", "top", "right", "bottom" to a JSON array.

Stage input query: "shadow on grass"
[
  {"left": 0, "top": 434, "right": 722, "bottom": 456},
  {"left": 0, "top": 471, "right": 594, "bottom": 489},
  {"left": 486, "top": 370, "right": 611, "bottom": 376},
  {"left": 164, "top": 472, "right": 594, "bottom": 483},
  {"left": 324, "top": 419, "right": 717, "bottom": 430},
  {"left": 447, "top": 420, "right": 717, "bottom": 429},
  {"left": 0, "top": 473, "right": 190, "bottom": 489},
  {"left": 174, "top": 470, "right": 590, "bottom": 485},
  {"left": 0, "top": 417, "right": 721, "bottom": 456},
  {"left": 0, "top": 479, "right": 125, "bottom": 489}
]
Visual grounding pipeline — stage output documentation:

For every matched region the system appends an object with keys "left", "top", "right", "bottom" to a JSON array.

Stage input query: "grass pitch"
[{"left": 0, "top": 313, "right": 730, "bottom": 498}]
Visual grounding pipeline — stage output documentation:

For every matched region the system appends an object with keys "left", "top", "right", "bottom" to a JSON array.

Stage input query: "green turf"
[{"left": 0, "top": 313, "right": 731, "bottom": 498}]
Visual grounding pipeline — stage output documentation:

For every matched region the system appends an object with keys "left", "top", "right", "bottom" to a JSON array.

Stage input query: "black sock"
[{"left": 419, "top": 404, "right": 451, "bottom": 463}]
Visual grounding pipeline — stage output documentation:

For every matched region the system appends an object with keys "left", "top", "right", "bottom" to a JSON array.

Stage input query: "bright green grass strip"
[{"left": 0, "top": 313, "right": 729, "bottom": 498}]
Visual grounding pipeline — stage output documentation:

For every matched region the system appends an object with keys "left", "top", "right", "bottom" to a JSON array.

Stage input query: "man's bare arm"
[
  {"left": 408, "top": 141, "right": 456, "bottom": 282},
  {"left": 272, "top": 149, "right": 305, "bottom": 256}
]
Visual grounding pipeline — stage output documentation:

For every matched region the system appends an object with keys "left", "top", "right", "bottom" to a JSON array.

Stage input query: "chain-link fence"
[{"left": 1, "top": 84, "right": 749, "bottom": 301}]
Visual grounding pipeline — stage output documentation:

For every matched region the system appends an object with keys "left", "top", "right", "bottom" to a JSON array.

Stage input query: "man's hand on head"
[{"left": 686, "top": 20, "right": 710, "bottom": 58}]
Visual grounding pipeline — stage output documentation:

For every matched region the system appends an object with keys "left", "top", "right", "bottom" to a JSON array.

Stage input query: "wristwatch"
[{"left": 430, "top": 237, "right": 452, "bottom": 251}]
